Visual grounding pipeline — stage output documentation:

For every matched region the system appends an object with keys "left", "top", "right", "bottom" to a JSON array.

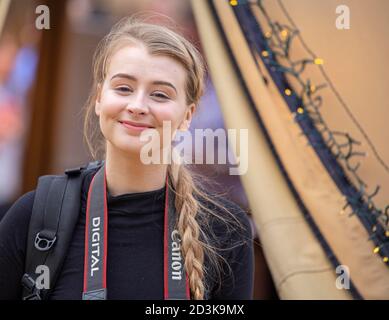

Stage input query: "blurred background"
[{"left": 0, "top": 0, "right": 277, "bottom": 299}]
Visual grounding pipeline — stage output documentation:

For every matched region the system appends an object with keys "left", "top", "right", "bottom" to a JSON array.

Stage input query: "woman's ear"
[
  {"left": 179, "top": 103, "right": 196, "bottom": 131},
  {"left": 95, "top": 84, "right": 102, "bottom": 116}
]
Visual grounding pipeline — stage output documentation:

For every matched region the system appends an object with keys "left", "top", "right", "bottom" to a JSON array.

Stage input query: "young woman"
[{"left": 0, "top": 17, "right": 254, "bottom": 300}]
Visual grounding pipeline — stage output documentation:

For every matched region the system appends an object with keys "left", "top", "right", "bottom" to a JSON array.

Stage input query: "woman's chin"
[
  {"left": 109, "top": 134, "right": 166, "bottom": 163},
  {"left": 112, "top": 138, "right": 146, "bottom": 157}
]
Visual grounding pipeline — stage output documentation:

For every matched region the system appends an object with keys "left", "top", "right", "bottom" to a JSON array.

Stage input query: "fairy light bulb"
[{"left": 280, "top": 29, "right": 288, "bottom": 39}]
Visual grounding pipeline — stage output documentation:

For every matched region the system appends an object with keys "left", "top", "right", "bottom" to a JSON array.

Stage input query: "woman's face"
[{"left": 95, "top": 43, "right": 195, "bottom": 158}]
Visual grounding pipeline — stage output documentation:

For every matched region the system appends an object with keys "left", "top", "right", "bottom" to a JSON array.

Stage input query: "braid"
[{"left": 168, "top": 163, "right": 205, "bottom": 300}]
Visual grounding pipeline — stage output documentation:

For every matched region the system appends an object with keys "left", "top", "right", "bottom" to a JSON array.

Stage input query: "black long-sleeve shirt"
[{"left": 0, "top": 168, "right": 254, "bottom": 300}]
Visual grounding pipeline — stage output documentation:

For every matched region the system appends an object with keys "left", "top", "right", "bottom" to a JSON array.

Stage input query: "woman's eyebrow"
[{"left": 110, "top": 73, "right": 177, "bottom": 94}]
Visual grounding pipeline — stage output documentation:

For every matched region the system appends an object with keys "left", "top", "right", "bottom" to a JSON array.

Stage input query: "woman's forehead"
[{"left": 106, "top": 44, "right": 187, "bottom": 89}]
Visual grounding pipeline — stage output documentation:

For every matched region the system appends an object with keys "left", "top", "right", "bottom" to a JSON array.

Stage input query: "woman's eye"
[
  {"left": 115, "top": 86, "right": 132, "bottom": 93},
  {"left": 152, "top": 92, "right": 169, "bottom": 99}
]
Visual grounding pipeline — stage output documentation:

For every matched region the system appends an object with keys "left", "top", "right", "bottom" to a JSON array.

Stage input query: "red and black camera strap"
[{"left": 82, "top": 164, "right": 190, "bottom": 300}]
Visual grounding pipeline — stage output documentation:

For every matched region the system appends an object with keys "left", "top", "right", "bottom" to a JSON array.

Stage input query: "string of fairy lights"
[{"left": 229, "top": 0, "right": 389, "bottom": 266}]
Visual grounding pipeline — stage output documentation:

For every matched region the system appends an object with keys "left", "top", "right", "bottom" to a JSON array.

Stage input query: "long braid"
[{"left": 168, "top": 163, "right": 205, "bottom": 300}]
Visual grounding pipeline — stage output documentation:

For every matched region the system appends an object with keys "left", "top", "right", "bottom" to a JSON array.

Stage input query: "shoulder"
[
  {"left": 0, "top": 191, "right": 36, "bottom": 226},
  {"left": 11, "top": 190, "right": 35, "bottom": 210},
  {"left": 0, "top": 191, "right": 36, "bottom": 299},
  {"left": 0, "top": 163, "right": 99, "bottom": 232},
  {"left": 197, "top": 187, "right": 251, "bottom": 225},
  {"left": 0, "top": 190, "right": 36, "bottom": 265},
  {"left": 196, "top": 190, "right": 253, "bottom": 249}
]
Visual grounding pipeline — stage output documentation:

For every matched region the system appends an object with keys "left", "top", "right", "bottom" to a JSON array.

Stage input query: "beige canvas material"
[
  {"left": 191, "top": 0, "right": 351, "bottom": 299},
  {"left": 198, "top": 0, "right": 389, "bottom": 299}
]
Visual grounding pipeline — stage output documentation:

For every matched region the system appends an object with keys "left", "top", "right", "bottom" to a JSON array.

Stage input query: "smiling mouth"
[{"left": 118, "top": 120, "right": 155, "bottom": 131}]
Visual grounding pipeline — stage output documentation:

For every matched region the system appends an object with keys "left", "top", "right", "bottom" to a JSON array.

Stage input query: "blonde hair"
[{"left": 83, "top": 15, "right": 247, "bottom": 299}]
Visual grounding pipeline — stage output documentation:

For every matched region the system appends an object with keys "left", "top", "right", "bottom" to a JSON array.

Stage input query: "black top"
[{"left": 0, "top": 169, "right": 254, "bottom": 300}]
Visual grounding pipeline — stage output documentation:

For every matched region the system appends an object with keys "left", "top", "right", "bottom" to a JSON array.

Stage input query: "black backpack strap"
[{"left": 22, "top": 161, "right": 104, "bottom": 300}]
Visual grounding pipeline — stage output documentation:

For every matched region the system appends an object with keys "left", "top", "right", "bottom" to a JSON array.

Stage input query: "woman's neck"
[{"left": 104, "top": 143, "right": 168, "bottom": 197}]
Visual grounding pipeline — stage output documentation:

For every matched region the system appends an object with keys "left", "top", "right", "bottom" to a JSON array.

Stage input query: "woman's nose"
[{"left": 126, "top": 93, "right": 149, "bottom": 115}]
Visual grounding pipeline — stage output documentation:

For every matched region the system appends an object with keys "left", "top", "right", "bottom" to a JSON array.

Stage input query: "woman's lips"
[{"left": 118, "top": 121, "right": 154, "bottom": 132}]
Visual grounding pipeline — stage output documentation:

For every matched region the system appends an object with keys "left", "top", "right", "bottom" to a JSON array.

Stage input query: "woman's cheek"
[
  {"left": 151, "top": 104, "right": 183, "bottom": 129},
  {"left": 98, "top": 100, "right": 121, "bottom": 137},
  {"left": 101, "top": 92, "right": 127, "bottom": 117},
  {"left": 151, "top": 106, "right": 185, "bottom": 145}
]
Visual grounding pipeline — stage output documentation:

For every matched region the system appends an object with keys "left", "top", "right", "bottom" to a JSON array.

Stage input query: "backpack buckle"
[
  {"left": 34, "top": 231, "right": 57, "bottom": 251},
  {"left": 64, "top": 166, "right": 83, "bottom": 176},
  {"left": 21, "top": 273, "right": 42, "bottom": 300},
  {"left": 64, "top": 161, "right": 104, "bottom": 176}
]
